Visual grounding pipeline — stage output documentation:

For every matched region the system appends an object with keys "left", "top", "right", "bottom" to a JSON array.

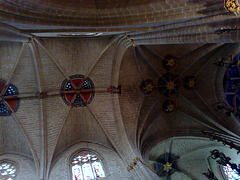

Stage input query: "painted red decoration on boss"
[
  {"left": 0, "top": 79, "right": 20, "bottom": 116},
  {"left": 61, "top": 75, "right": 95, "bottom": 107}
]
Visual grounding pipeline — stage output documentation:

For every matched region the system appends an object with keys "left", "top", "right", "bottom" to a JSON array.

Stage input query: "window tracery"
[
  {"left": 0, "top": 161, "right": 17, "bottom": 180},
  {"left": 71, "top": 151, "right": 105, "bottom": 180}
]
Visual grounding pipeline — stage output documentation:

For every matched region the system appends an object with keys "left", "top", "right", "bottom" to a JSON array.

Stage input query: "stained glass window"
[
  {"left": 71, "top": 151, "right": 105, "bottom": 180},
  {"left": 223, "top": 53, "right": 240, "bottom": 120},
  {"left": 61, "top": 75, "right": 95, "bottom": 107},
  {"left": 0, "top": 161, "right": 17, "bottom": 180},
  {"left": 0, "top": 79, "right": 20, "bottom": 116},
  {"left": 223, "top": 164, "right": 240, "bottom": 180}
]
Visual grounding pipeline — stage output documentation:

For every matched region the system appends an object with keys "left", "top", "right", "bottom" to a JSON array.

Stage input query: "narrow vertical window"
[{"left": 71, "top": 151, "right": 105, "bottom": 180}]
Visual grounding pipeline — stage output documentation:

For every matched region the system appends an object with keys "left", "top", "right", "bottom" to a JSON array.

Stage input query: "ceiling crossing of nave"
[
  {"left": 35, "top": 36, "right": 155, "bottom": 179},
  {"left": 1, "top": 37, "right": 240, "bottom": 180},
  {"left": 1, "top": 35, "right": 158, "bottom": 179},
  {"left": 1, "top": 1, "right": 240, "bottom": 179},
  {"left": 1, "top": 39, "right": 240, "bottom": 179},
  {"left": 33, "top": 37, "right": 135, "bottom": 179},
  {"left": 118, "top": 42, "right": 240, "bottom": 157}
]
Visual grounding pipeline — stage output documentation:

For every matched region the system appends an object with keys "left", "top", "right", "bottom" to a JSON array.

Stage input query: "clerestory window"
[
  {"left": 0, "top": 161, "right": 17, "bottom": 180},
  {"left": 70, "top": 151, "right": 105, "bottom": 180}
]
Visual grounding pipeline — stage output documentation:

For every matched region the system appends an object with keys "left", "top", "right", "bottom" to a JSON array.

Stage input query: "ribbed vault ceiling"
[
  {"left": 1, "top": 24, "right": 240, "bottom": 180},
  {"left": 148, "top": 137, "right": 240, "bottom": 180},
  {"left": 0, "top": 0, "right": 240, "bottom": 179},
  {"left": 1, "top": 35, "right": 240, "bottom": 179},
  {"left": 119, "top": 43, "right": 240, "bottom": 155},
  {"left": 0, "top": 37, "right": 119, "bottom": 177}
]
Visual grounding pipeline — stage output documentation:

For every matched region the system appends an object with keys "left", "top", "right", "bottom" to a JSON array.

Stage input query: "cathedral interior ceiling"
[
  {"left": 0, "top": 0, "right": 240, "bottom": 179},
  {"left": 1, "top": 37, "right": 240, "bottom": 170}
]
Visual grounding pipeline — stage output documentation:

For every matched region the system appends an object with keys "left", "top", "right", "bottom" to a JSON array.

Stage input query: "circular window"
[
  {"left": 61, "top": 75, "right": 95, "bottom": 107},
  {"left": 223, "top": 164, "right": 240, "bottom": 180},
  {"left": 0, "top": 79, "right": 20, "bottom": 116},
  {"left": 0, "top": 161, "right": 17, "bottom": 180}
]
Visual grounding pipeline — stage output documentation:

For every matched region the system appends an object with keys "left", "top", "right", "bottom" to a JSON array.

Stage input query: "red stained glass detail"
[
  {"left": 82, "top": 93, "right": 90, "bottom": 100},
  {"left": 0, "top": 79, "right": 20, "bottom": 116},
  {"left": 61, "top": 75, "right": 94, "bottom": 107},
  {"left": 72, "top": 79, "right": 82, "bottom": 88},
  {"left": 66, "top": 93, "right": 75, "bottom": 102},
  {"left": 5, "top": 99, "right": 18, "bottom": 111},
  {"left": 0, "top": 81, "right": 5, "bottom": 93}
]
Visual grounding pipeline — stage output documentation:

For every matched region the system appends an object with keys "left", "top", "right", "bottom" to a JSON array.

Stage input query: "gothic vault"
[{"left": 0, "top": 0, "right": 240, "bottom": 180}]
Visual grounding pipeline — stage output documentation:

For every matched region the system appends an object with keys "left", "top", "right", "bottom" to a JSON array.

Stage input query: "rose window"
[
  {"left": 0, "top": 79, "right": 20, "bottom": 116},
  {"left": 61, "top": 75, "right": 95, "bottom": 107}
]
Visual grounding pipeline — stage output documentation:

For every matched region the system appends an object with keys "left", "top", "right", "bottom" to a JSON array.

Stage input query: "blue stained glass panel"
[
  {"left": 0, "top": 102, "right": 10, "bottom": 115},
  {"left": 223, "top": 164, "right": 240, "bottom": 180},
  {"left": 81, "top": 81, "right": 91, "bottom": 90},
  {"left": 64, "top": 82, "right": 74, "bottom": 91},
  {"left": 4, "top": 85, "right": 18, "bottom": 96}
]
